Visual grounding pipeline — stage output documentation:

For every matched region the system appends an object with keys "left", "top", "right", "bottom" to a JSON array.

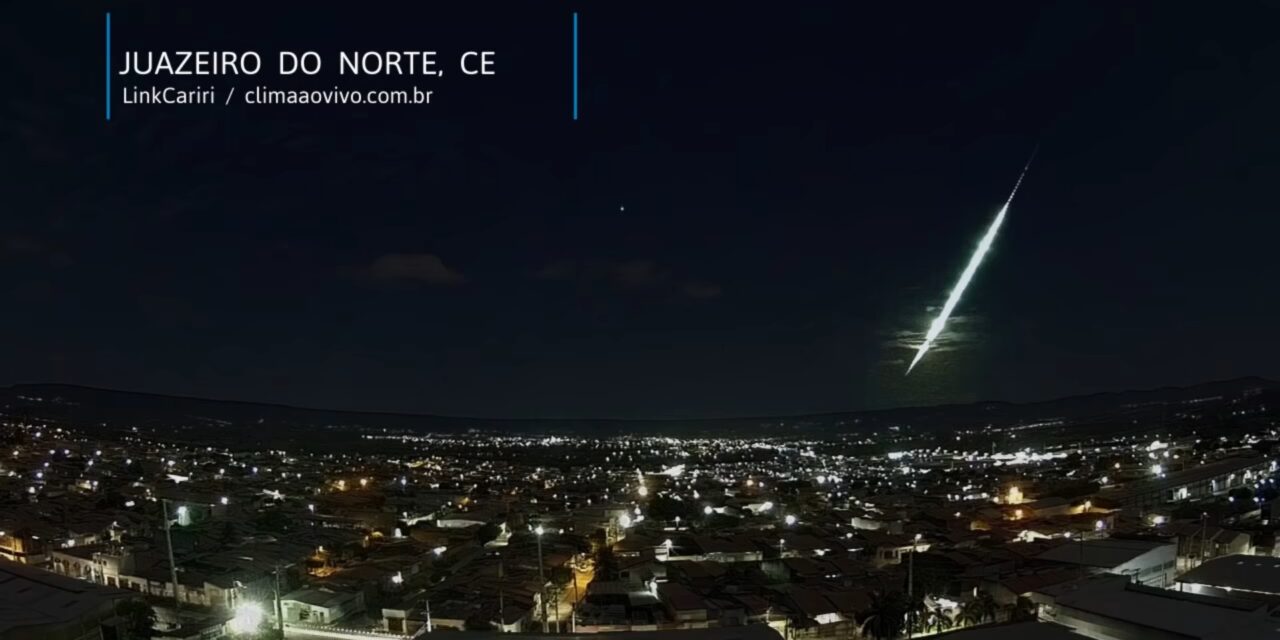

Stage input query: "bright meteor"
[{"left": 906, "top": 153, "right": 1036, "bottom": 374}]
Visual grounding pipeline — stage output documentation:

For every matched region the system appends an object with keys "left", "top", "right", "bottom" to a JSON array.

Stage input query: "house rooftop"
[
  {"left": 1035, "top": 574, "right": 1266, "bottom": 639},
  {"left": 1179, "top": 555, "right": 1280, "bottom": 596},
  {"left": 0, "top": 559, "right": 133, "bottom": 636},
  {"left": 1034, "top": 538, "right": 1169, "bottom": 568},
  {"left": 933, "top": 620, "right": 1086, "bottom": 640}
]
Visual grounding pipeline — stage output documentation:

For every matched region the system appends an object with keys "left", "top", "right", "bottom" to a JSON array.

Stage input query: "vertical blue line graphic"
[
  {"left": 105, "top": 12, "right": 112, "bottom": 121},
  {"left": 572, "top": 12, "right": 578, "bottom": 121}
]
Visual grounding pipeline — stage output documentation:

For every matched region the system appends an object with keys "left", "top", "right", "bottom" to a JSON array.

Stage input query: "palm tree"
[
  {"left": 1013, "top": 595, "right": 1037, "bottom": 621},
  {"left": 906, "top": 597, "right": 927, "bottom": 636},
  {"left": 860, "top": 591, "right": 908, "bottom": 640},
  {"left": 115, "top": 599, "right": 156, "bottom": 639},
  {"left": 958, "top": 591, "right": 999, "bottom": 627},
  {"left": 926, "top": 611, "right": 953, "bottom": 634},
  {"left": 958, "top": 600, "right": 983, "bottom": 628},
  {"left": 974, "top": 591, "right": 999, "bottom": 623}
]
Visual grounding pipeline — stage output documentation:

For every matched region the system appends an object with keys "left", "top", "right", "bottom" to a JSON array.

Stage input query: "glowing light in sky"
[{"left": 907, "top": 152, "right": 1036, "bottom": 374}]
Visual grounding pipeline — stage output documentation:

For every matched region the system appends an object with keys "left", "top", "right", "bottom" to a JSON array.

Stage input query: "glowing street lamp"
[
  {"left": 228, "top": 602, "right": 265, "bottom": 635},
  {"left": 535, "top": 525, "right": 547, "bottom": 633}
]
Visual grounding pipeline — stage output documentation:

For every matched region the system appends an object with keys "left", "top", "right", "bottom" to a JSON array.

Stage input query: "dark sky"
[{"left": 2, "top": 1, "right": 1279, "bottom": 419}]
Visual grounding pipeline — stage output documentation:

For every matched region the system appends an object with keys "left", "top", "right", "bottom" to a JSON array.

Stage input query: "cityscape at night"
[
  {"left": 4, "top": 1, "right": 1280, "bottom": 640},
  {"left": 3, "top": 379, "right": 1280, "bottom": 640}
]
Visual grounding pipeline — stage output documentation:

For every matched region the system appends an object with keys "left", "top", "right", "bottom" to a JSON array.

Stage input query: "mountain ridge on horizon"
[{"left": 1, "top": 376, "right": 1275, "bottom": 431}]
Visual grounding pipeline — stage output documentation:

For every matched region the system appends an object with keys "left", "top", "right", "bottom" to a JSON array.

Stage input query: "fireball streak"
[{"left": 906, "top": 155, "right": 1035, "bottom": 374}]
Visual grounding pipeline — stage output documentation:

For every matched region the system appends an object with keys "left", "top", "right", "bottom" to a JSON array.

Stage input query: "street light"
[
  {"left": 535, "top": 525, "right": 547, "bottom": 633},
  {"left": 229, "top": 602, "right": 265, "bottom": 635},
  {"left": 908, "top": 533, "right": 922, "bottom": 639}
]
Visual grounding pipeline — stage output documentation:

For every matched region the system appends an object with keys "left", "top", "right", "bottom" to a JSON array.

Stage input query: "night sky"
[{"left": 3, "top": 1, "right": 1279, "bottom": 419}]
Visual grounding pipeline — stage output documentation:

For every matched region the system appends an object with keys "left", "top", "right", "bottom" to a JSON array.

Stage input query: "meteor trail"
[{"left": 906, "top": 152, "right": 1036, "bottom": 374}]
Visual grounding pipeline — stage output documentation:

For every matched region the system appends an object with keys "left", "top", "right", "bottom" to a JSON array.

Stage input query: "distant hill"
[{"left": 1, "top": 378, "right": 1276, "bottom": 445}]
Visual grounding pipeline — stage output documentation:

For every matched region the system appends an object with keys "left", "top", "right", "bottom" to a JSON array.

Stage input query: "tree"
[
  {"left": 1228, "top": 486, "right": 1253, "bottom": 503},
  {"left": 476, "top": 522, "right": 502, "bottom": 545},
  {"left": 924, "top": 610, "right": 953, "bottom": 634},
  {"left": 253, "top": 509, "right": 291, "bottom": 533},
  {"left": 594, "top": 543, "right": 618, "bottom": 581},
  {"left": 116, "top": 599, "right": 156, "bottom": 639},
  {"left": 976, "top": 591, "right": 998, "bottom": 622},
  {"left": 859, "top": 591, "right": 908, "bottom": 640},
  {"left": 588, "top": 528, "right": 608, "bottom": 553},
  {"left": 220, "top": 521, "right": 240, "bottom": 546},
  {"left": 959, "top": 591, "right": 999, "bottom": 627},
  {"left": 550, "top": 566, "right": 574, "bottom": 588},
  {"left": 1013, "top": 596, "right": 1037, "bottom": 621},
  {"left": 647, "top": 496, "right": 696, "bottom": 523}
]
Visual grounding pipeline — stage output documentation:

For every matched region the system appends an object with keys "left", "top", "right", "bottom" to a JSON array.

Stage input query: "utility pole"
[
  {"left": 908, "top": 533, "right": 921, "bottom": 640},
  {"left": 536, "top": 526, "right": 547, "bottom": 633},
  {"left": 498, "top": 556, "right": 505, "bottom": 633},
  {"left": 161, "top": 499, "right": 181, "bottom": 609},
  {"left": 425, "top": 598, "right": 433, "bottom": 633},
  {"left": 274, "top": 564, "right": 284, "bottom": 636},
  {"left": 571, "top": 561, "right": 581, "bottom": 633},
  {"left": 1199, "top": 512, "right": 1209, "bottom": 569},
  {"left": 907, "top": 545, "right": 914, "bottom": 639}
]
